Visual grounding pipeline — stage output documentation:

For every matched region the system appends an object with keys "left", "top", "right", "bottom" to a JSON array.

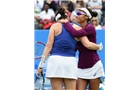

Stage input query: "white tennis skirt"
[
  {"left": 78, "top": 60, "right": 105, "bottom": 79},
  {"left": 46, "top": 55, "right": 78, "bottom": 80}
]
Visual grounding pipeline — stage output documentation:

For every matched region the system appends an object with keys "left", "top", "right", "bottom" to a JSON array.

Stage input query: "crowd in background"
[{"left": 34, "top": 0, "right": 105, "bottom": 30}]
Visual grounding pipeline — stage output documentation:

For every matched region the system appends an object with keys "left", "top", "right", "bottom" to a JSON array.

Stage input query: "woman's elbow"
[{"left": 46, "top": 44, "right": 53, "bottom": 49}]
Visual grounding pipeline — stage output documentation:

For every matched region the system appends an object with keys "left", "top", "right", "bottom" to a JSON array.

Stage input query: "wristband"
[
  {"left": 38, "top": 55, "right": 45, "bottom": 68},
  {"left": 98, "top": 43, "right": 103, "bottom": 51},
  {"left": 38, "top": 62, "right": 45, "bottom": 68}
]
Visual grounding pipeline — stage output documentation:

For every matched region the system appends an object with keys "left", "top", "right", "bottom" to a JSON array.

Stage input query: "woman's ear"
[{"left": 85, "top": 16, "right": 89, "bottom": 20}]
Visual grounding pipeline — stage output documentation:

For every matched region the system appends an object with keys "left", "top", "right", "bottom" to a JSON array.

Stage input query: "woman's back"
[{"left": 50, "top": 23, "right": 77, "bottom": 56}]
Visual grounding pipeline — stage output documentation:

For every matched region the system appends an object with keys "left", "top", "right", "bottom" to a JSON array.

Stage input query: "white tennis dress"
[
  {"left": 78, "top": 60, "right": 104, "bottom": 79},
  {"left": 46, "top": 55, "right": 78, "bottom": 79}
]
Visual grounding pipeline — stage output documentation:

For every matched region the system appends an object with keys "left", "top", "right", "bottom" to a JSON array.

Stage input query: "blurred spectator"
[
  {"left": 67, "top": 1, "right": 74, "bottom": 12},
  {"left": 60, "top": 3, "right": 71, "bottom": 21},
  {"left": 58, "top": 0, "right": 74, "bottom": 12},
  {"left": 88, "top": 0, "right": 102, "bottom": 23},
  {"left": 102, "top": 25, "right": 105, "bottom": 29},
  {"left": 102, "top": 18, "right": 105, "bottom": 29},
  {"left": 101, "top": 0, "right": 105, "bottom": 26},
  {"left": 70, "top": 0, "right": 74, "bottom": 2},
  {"left": 88, "top": 0, "right": 102, "bottom": 3},
  {"left": 36, "top": 3, "right": 55, "bottom": 30},
  {"left": 91, "top": 17, "right": 102, "bottom": 30},
  {"left": 34, "top": 5, "right": 41, "bottom": 29},
  {"left": 75, "top": 0, "right": 85, "bottom": 7},
  {"left": 84, "top": 0, "right": 90, "bottom": 7},
  {"left": 70, "top": 3, "right": 82, "bottom": 24},
  {"left": 34, "top": 0, "right": 44, "bottom": 12},
  {"left": 45, "top": 0, "right": 58, "bottom": 12},
  {"left": 53, "top": 0, "right": 59, "bottom": 5}
]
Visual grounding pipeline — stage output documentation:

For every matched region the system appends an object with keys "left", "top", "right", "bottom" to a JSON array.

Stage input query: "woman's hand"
[
  {"left": 36, "top": 67, "right": 43, "bottom": 76},
  {"left": 98, "top": 42, "right": 103, "bottom": 51}
]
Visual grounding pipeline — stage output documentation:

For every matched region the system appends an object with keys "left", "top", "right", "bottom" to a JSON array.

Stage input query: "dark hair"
[
  {"left": 41, "top": 2, "right": 50, "bottom": 11},
  {"left": 86, "top": 8, "right": 98, "bottom": 22},
  {"left": 55, "top": 7, "right": 68, "bottom": 21}
]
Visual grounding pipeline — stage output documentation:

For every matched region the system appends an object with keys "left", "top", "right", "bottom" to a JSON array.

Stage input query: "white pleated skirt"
[
  {"left": 46, "top": 55, "right": 78, "bottom": 80},
  {"left": 78, "top": 60, "right": 105, "bottom": 79}
]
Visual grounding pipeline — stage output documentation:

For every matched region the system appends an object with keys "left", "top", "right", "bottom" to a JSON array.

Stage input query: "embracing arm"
[
  {"left": 80, "top": 36, "right": 100, "bottom": 50},
  {"left": 72, "top": 24, "right": 100, "bottom": 50},
  {"left": 64, "top": 22, "right": 95, "bottom": 37}
]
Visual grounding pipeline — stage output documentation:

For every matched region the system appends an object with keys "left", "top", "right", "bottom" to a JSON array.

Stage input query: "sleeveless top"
[{"left": 50, "top": 23, "right": 77, "bottom": 57}]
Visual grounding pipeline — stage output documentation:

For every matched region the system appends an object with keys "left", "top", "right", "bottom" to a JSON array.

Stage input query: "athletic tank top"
[{"left": 50, "top": 23, "right": 77, "bottom": 57}]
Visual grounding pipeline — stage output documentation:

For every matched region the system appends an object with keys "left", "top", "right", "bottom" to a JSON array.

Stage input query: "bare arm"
[
  {"left": 88, "top": 1, "right": 102, "bottom": 10},
  {"left": 50, "top": 17, "right": 55, "bottom": 22},
  {"left": 34, "top": 16, "right": 41, "bottom": 21},
  {"left": 89, "top": 6, "right": 102, "bottom": 10},
  {"left": 80, "top": 36, "right": 100, "bottom": 50},
  {"left": 42, "top": 24, "right": 55, "bottom": 63}
]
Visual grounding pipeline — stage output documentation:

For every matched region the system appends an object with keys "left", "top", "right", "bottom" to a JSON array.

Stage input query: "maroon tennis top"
[{"left": 64, "top": 22, "right": 100, "bottom": 69}]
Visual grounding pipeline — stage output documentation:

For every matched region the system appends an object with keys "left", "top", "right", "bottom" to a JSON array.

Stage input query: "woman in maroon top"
[{"left": 61, "top": 8, "right": 104, "bottom": 90}]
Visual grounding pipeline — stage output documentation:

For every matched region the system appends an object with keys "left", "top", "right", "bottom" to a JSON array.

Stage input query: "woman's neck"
[
  {"left": 80, "top": 21, "right": 88, "bottom": 28},
  {"left": 57, "top": 19, "right": 67, "bottom": 23}
]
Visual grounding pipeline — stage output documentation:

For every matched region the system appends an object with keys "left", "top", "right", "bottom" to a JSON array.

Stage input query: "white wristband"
[
  {"left": 38, "top": 55, "right": 45, "bottom": 68},
  {"left": 98, "top": 42, "right": 103, "bottom": 51},
  {"left": 38, "top": 62, "right": 45, "bottom": 68}
]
